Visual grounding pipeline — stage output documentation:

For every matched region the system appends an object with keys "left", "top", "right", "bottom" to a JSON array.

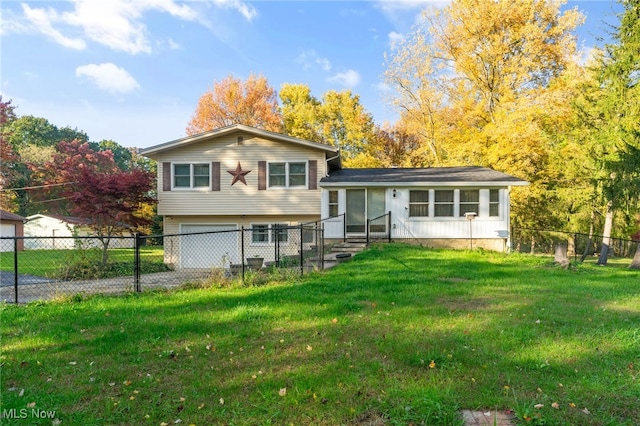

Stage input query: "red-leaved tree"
[{"left": 43, "top": 140, "right": 156, "bottom": 263}]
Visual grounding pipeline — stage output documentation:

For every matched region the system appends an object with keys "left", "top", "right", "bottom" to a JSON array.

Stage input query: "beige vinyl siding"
[{"left": 157, "top": 134, "right": 326, "bottom": 216}]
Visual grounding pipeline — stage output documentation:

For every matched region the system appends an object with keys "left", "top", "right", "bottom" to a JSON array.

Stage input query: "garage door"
[
  {"left": 180, "top": 224, "right": 239, "bottom": 269},
  {"left": 0, "top": 223, "right": 16, "bottom": 252}
]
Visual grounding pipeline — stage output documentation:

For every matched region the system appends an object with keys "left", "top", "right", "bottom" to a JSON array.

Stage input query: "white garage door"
[
  {"left": 0, "top": 223, "right": 16, "bottom": 252},
  {"left": 180, "top": 224, "right": 239, "bottom": 269}
]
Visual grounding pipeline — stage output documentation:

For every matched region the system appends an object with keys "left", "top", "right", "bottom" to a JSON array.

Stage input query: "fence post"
[
  {"left": 321, "top": 225, "right": 325, "bottom": 270},
  {"left": 388, "top": 211, "right": 392, "bottom": 243},
  {"left": 134, "top": 233, "right": 141, "bottom": 292},
  {"left": 13, "top": 238, "right": 19, "bottom": 304},
  {"left": 343, "top": 213, "right": 346, "bottom": 243},
  {"left": 241, "top": 227, "right": 245, "bottom": 284},
  {"left": 299, "top": 224, "right": 304, "bottom": 276},
  {"left": 366, "top": 218, "right": 370, "bottom": 247}
]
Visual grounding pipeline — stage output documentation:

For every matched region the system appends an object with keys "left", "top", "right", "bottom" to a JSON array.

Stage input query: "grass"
[
  {"left": 1, "top": 244, "right": 638, "bottom": 425},
  {"left": 0, "top": 247, "right": 166, "bottom": 279}
]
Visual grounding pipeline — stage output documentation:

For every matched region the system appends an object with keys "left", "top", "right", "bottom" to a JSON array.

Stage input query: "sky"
[{"left": 0, "top": 0, "right": 624, "bottom": 150}]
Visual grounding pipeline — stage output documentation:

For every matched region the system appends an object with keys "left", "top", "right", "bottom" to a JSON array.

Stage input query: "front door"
[
  {"left": 346, "top": 189, "right": 366, "bottom": 234},
  {"left": 346, "top": 189, "right": 386, "bottom": 236}
]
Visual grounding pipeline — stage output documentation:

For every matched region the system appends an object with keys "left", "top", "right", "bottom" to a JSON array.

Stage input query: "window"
[
  {"left": 268, "top": 162, "right": 307, "bottom": 188},
  {"left": 459, "top": 190, "right": 479, "bottom": 216},
  {"left": 252, "top": 224, "right": 288, "bottom": 244},
  {"left": 434, "top": 190, "right": 454, "bottom": 217},
  {"left": 409, "top": 190, "right": 429, "bottom": 217},
  {"left": 252, "top": 225, "right": 269, "bottom": 243},
  {"left": 489, "top": 189, "right": 500, "bottom": 217},
  {"left": 328, "top": 191, "right": 339, "bottom": 217},
  {"left": 173, "top": 163, "right": 209, "bottom": 189},
  {"left": 289, "top": 163, "right": 306, "bottom": 187}
]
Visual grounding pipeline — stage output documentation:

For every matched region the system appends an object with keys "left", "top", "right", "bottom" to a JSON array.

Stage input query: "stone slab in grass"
[{"left": 460, "top": 409, "right": 516, "bottom": 426}]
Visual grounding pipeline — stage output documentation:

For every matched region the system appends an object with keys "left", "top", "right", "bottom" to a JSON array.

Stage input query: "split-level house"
[{"left": 140, "top": 124, "right": 527, "bottom": 268}]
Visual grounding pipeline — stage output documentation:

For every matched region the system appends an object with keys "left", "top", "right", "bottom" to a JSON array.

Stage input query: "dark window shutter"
[
  {"left": 211, "top": 162, "right": 220, "bottom": 191},
  {"left": 162, "top": 162, "right": 171, "bottom": 191},
  {"left": 258, "top": 161, "right": 266, "bottom": 190},
  {"left": 308, "top": 160, "right": 317, "bottom": 190}
]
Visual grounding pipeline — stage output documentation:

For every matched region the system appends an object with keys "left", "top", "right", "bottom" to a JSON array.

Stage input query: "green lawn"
[
  {"left": 1, "top": 244, "right": 638, "bottom": 425},
  {"left": 0, "top": 246, "right": 165, "bottom": 278}
]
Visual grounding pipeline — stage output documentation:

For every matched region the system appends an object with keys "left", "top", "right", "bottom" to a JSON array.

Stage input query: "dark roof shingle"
[{"left": 320, "top": 167, "right": 527, "bottom": 185}]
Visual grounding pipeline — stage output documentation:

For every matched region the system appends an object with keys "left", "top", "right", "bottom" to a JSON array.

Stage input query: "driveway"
[{"left": 0, "top": 271, "right": 53, "bottom": 287}]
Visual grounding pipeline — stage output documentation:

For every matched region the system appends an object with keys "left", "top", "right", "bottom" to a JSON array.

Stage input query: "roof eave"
[
  {"left": 140, "top": 124, "right": 338, "bottom": 157},
  {"left": 319, "top": 181, "right": 529, "bottom": 187}
]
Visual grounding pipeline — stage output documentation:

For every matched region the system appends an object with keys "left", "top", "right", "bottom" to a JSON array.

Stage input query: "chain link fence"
[
  {"left": 511, "top": 227, "right": 638, "bottom": 261},
  {"left": 0, "top": 225, "right": 324, "bottom": 304}
]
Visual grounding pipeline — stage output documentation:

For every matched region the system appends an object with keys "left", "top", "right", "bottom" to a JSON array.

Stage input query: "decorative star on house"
[{"left": 227, "top": 162, "right": 251, "bottom": 186}]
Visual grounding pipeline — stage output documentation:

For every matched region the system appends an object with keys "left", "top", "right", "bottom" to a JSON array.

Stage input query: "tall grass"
[{"left": 1, "top": 244, "right": 638, "bottom": 425}]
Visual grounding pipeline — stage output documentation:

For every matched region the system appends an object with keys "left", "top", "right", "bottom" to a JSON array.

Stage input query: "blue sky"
[{"left": 0, "top": 0, "right": 622, "bottom": 149}]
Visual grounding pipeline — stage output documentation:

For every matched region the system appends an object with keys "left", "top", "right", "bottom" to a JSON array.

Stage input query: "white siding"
[
  {"left": 323, "top": 187, "right": 512, "bottom": 244},
  {"left": 156, "top": 134, "right": 326, "bottom": 217}
]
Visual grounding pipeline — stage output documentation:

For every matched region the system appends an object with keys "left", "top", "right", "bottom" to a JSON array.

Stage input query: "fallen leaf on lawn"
[
  {"left": 552, "top": 402, "right": 559, "bottom": 409},
  {"left": 558, "top": 382, "right": 563, "bottom": 387},
  {"left": 306, "top": 345, "right": 313, "bottom": 351},
  {"left": 123, "top": 380, "right": 131, "bottom": 386},
  {"left": 179, "top": 397, "right": 186, "bottom": 402},
  {"left": 160, "top": 423, "right": 168, "bottom": 426},
  {"left": 27, "top": 402, "right": 36, "bottom": 408},
  {"left": 198, "top": 403, "right": 205, "bottom": 410},
  {"left": 174, "top": 420, "right": 182, "bottom": 424},
  {"left": 109, "top": 382, "right": 115, "bottom": 386},
  {"left": 129, "top": 396, "right": 135, "bottom": 400},
  {"left": 569, "top": 403, "right": 576, "bottom": 408},
  {"left": 582, "top": 408, "right": 590, "bottom": 415},
  {"left": 219, "top": 398, "right": 224, "bottom": 405},
  {"left": 252, "top": 374, "right": 257, "bottom": 379},
  {"left": 428, "top": 360, "right": 436, "bottom": 369},
  {"left": 331, "top": 318, "right": 338, "bottom": 324},
  {"left": 279, "top": 388, "right": 287, "bottom": 397},
  {"left": 18, "top": 389, "right": 24, "bottom": 397},
  {"left": 534, "top": 404, "right": 544, "bottom": 409},
  {"left": 535, "top": 319, "right": 541, "bottom": 324},
  {"left": 69, "top": 361, "right": 77, "bottom": 365}
]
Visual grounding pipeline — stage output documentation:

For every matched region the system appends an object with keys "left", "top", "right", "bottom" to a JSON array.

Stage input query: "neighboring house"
[
  {"left": 140, "top": 124, "right": 527, "bottom": 268},
  {"left": 0, "top": 209, "right": 25, "bottom": 252},
  {"left": 23, "top": 214, "right": 134, "bottom": 250}
]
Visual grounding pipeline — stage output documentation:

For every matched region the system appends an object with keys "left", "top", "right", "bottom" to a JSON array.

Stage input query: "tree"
[
  {"left": 318, "top": 90, "right": 375, "bottom": 163},
  {"left": 42, "top": 140, "right": 156, "bottom": 263},
  {"left": 280, "top": 83, "right": 323, "bottom": 142},
  {"left": 0, "top": 96, "right": 18, "bottom": 210},
  {"left": 89, "top": 139, "right": 133, "bottom": 170},
  {"left": 186, "top": 73, "right": 282, "bottom": 135},
  {"left": 577, "top": 0, "right": 640, "bottom": 266},
  {"left": 384, "top": 0, "right": 585, "bottom": 244}
]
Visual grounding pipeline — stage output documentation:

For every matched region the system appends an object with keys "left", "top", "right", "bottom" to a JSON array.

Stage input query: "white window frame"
[
  {"left": 408, "top": 190, "right": 430, "bottom": 217},
  {"left": 173, "top": 163, "right": 210, "bottom": 190},
  {"left": 251, "top": 223, "right": 290, "bottom": 245},
  {"left": 267, "top": 161, "right": 308, "bottom": 189}
]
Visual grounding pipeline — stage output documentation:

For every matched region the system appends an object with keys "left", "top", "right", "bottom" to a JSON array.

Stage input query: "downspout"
[{"left": 325, "top": 151, "right": 341, "bottom": 177}]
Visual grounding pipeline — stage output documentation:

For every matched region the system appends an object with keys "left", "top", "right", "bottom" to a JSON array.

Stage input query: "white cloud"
[
  {"left": 211, "top": 0, "right": 257, "bottom": 21},
  {"left": 75, "top": 63, "right": 140, "bottom": 95},
  {"left": 21, "top": 4, "right": 86, "bottom": 50},
  {"left": 13, "top": 0, "right": 249, "bottom": 55},
  {"left": 388, "top": 31, "right": 405, "bottom": 49},
  {"left": 327, "top": 70, "right": 361, "bottom": 88},
  {"left": 295, "top": 50, "right": 332, "bottom": 72}
]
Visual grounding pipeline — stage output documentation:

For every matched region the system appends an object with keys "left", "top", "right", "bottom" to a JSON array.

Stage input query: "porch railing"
[{"left": 366, "top": 212, "right": 392, "bottom": 246}]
